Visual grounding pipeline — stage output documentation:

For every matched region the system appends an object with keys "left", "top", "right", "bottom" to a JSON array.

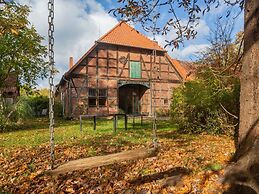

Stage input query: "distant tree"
[
  {"left": 0, "top": 2, "right": 48, "bottom": 90},
  {"left": 0, "top": 1, "right": 28, "bottom": 36},
  {"left": 197, "top": 18, "right": 244, "bottom": 73}
]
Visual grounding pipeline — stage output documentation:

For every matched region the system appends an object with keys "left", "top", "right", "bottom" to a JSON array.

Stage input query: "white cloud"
[
  {"left": 17, "top": 0, "right": 117, "bottom": 88},
  {"left": 154, "top": 19, "right": 210, "bottom": 60},
  {"left": 169, "top": 44, "right": 209, "bottom": 60},
  {"left": 156, "top": 19, "right": 209, "bottom": 45}
]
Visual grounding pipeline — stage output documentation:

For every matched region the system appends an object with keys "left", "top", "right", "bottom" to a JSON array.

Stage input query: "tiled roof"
[
  {"left": 165, "top": 53, "right": 191, "bottom": 81},
  {"left": 57, "top": 21, "right": 193, "bottom": 87},
  {"left": 98, "top": 21, "right": 165, "bottom": 51}
]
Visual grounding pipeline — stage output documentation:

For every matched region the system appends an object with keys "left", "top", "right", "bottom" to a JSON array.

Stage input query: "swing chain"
[
  {"left": 48, "top": 0, "right": 55, "bottom": 169},
  {"left": 151, "top": 0, "right": 158, "bottom": 150}
]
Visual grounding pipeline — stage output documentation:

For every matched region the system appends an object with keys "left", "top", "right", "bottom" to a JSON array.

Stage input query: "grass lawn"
[
  {"left": 0, "top": 117, "right": 235, "bottom": 193},
  {"left": 0, "top": 117, "right": 177, "bottom": 149}
]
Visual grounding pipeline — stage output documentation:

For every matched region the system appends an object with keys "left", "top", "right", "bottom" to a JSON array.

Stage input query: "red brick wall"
[{"left": 59, "top": 43, "right": 182, "bottom": 117}]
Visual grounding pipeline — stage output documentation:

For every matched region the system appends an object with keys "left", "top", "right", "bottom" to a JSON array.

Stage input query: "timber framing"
[{"left": 56, "top": 21, "right": 189, "bottom": 117}]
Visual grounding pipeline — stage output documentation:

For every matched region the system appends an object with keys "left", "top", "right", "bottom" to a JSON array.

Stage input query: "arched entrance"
[{"left": 118, "top": 84, "right": 149, "bottom": 114}]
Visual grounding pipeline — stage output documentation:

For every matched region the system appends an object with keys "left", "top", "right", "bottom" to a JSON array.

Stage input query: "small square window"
[
  {"left": 164, "top": 99, "right": 168, "bottom": 105},
  {"left": 99, "top": 98, "right": 107, "bottom": 107},
  {"left": 99, "top": 89, "right": 107, "bottom": 97},
  {"left": 88, "top": 98, "right": 96, "bottom": 107},
  {"left": 89, "top": 88, "right": 97, "bottom": 97}
]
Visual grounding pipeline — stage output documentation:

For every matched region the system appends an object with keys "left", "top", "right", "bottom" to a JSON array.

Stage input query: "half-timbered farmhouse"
[{"left": 56, "top": 21, "right": 188, "bottom": 117}]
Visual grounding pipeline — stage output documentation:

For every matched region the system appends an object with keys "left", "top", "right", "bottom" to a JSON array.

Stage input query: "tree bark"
[
  {"left": 239, "top": 0, "right": 259, "bottom": 144},
  {"left": 224, "top": 1, "right": 259, "bottom": 193}
]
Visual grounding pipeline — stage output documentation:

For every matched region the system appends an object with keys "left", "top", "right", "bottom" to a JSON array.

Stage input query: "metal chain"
[
  {"left": 152, "top": 0, "right": 158, "bottom": 150},
  {"left": 48, "top": 0, "right": 55, "bottom": 169}
]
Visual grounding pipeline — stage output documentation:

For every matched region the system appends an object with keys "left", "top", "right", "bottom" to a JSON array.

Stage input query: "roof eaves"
[
  {"left": 57, "top": 43, "right": 98, "bottom": 87},
  {"left": 165, "top": 53, "right": 187, "bottom": 81}
]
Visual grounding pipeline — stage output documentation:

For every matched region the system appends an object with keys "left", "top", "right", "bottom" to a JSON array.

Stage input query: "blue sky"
[
  {"left": 16, "top": 0, "right": 243, "bottom": 88},
  {"left": 100, "top": 0, "right": 243, "bottom": 58}
]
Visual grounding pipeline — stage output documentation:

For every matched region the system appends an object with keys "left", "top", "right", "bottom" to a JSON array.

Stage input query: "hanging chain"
[
  {"left": 48, "top": 0, "right": 55, "bottom": 170},
  {"left": 152, "top": 48, "right": 158, "bottom": 150},
  {"left": 152, "top": 0, "right": 158, "bottom": 150}
]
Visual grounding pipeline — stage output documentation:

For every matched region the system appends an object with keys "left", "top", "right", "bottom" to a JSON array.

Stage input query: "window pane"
[
  {"left": 88, "top": 98, "right": 96, "bottom": 107},
  {"left": 99, "top": 98, "right": 107, "bottom": 106},
  {"left": 130, "top": 61, "right": 141, "bottom": 78},
  {"left": 89, "top": 88, "right": 96, "bottom": 97},
  {"left": 99, "top": 89, "right": 107, "bottom": 97}
]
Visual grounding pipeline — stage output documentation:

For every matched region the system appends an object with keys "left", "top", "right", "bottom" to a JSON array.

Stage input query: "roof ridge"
[
  {"left": 97, "top": 20, "right": 124, "bottom": 42},
  {"left": 98, "top": 21, "right": 164, "bottom": 51}
]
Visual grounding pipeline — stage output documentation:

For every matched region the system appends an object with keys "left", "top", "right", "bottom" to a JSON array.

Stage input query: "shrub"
[
  {"left": 54, "top": 101, "right": 63, "bottom": 118},
  {"left": 0, "top": 92, "right": 63, "bottom": 131},
  {"left": 170, "top": 67, "right": 239, "bottom": 135},
  {"left": 156, "top": 109, "right": 170, "bottom": 117},
  {"left": 0, "top": 96, "right": 33, "bottom": 131},
  {"left": 28, "top": 95, "right": 49, "bottom": 117}
]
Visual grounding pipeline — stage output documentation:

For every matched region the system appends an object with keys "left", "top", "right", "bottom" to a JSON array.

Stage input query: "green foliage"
[
  {"left": 54, "top": 101, "right": 63, "bottom": 118},
  {"left": 170, "top": 67, "right": 239, "bottom": 135},
  {"left": 156, "top": 109, "right": 170, "bottom": 117},
  {"left": 28, "top": 95, "right": 48, "bottom": 117},
  {"left": 0, "top": 3, "right": 48, "bottom": 89},
  {"left": 0, "top": 1, "right": 29, "bottom": 36},
  {"left": 0, "top": 96, "right": 33, "bottom": 131},
  {"left": 0, "top": 93, "right": 64, "bottom": 131},
  {"left": 14, "top": 96, "right": 33, "bottom": 120},
  {"left": 204, "top": 163, "right": 222, "bottom": 171}
]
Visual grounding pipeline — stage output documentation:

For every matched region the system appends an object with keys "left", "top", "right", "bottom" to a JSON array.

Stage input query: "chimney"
[{"left": 69, "top": 57, "right": 74, "bottom": 69}]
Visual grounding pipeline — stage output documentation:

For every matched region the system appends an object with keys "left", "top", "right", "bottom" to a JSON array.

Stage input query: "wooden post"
[
  {"left": 141, "top": 115, "right": 143, "bottom": 126},
  {"left": 133, "top": 115, "right": 135, "bottom": 128},
  {"left": 80, "top": 115, "right": 82, "bottom": 131},
  {"left": 93, "top": 116, "right": 96, "bottom": 130},
  {"left": 116, "top": 115, "right": 118, "bottom": 129},
  {"left": 113, "top": 115, "right": 117, "bottom": 132},
  {"left": 124, "top": 114, "right": 127, "bottom": 130}
]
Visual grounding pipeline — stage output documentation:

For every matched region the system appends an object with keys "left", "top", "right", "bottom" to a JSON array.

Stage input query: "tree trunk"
[
  {"left": 239, "top": 0, "right": 259, "bottom": 144},
  {"left": 224, "top": 1, "right": 259, "bottom": 193}
]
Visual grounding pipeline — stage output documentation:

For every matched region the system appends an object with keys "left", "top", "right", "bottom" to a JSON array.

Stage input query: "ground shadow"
[
  {"left": 129, "top": 167, "right": 191, "bottom": 185},
  {"left": 223, "top": 185, "right": 257, "bottom": 194}
]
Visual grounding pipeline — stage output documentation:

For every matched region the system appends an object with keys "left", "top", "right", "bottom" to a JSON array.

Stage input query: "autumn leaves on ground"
[{"left": 0, "top": 118, "right": 234, "bottom": 193}]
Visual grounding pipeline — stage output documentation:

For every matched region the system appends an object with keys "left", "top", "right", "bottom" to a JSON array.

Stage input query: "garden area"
[
  {"left": 1, "top": 0, "right": 258, "bottom": 193},
  {"left": 0, "top": 118, "right": 235, "bottom": 193}
]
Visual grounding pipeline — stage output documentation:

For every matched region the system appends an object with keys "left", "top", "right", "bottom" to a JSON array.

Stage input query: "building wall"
[{"left": 58, "top": 43, "right": 182, "bottom": 117}]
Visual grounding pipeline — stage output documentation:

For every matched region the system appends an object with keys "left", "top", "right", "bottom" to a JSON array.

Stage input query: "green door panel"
[{"left": 130, "top": 61, "right": 141, "bottom": 78}]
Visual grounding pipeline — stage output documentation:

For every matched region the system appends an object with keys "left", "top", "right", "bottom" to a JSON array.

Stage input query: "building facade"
[
  {"left": 56, "top": 22, "right": 188, "bottom": 117},
  {"left": 0, "top": 73, "right": 20, "bottom": 105}
]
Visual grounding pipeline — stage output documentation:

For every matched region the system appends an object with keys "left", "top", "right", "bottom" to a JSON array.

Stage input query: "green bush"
[
  {"left": 0, "top": 92, "right": 64, "bottom": 131},
  {"left": 170, "top": 67, "right": 240, "bottom": 135},
  {"left": 28, "top": 95, "right": 49, "bottom": 117},
  {"left": 0, "top": 96, "right": 33, "bottom": 131},
  {"left": 156, "top": 109, "right": 170, "bottom": 117},
  {"left": 54, "top": 101, "right": 63, "bottom": 117}
]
